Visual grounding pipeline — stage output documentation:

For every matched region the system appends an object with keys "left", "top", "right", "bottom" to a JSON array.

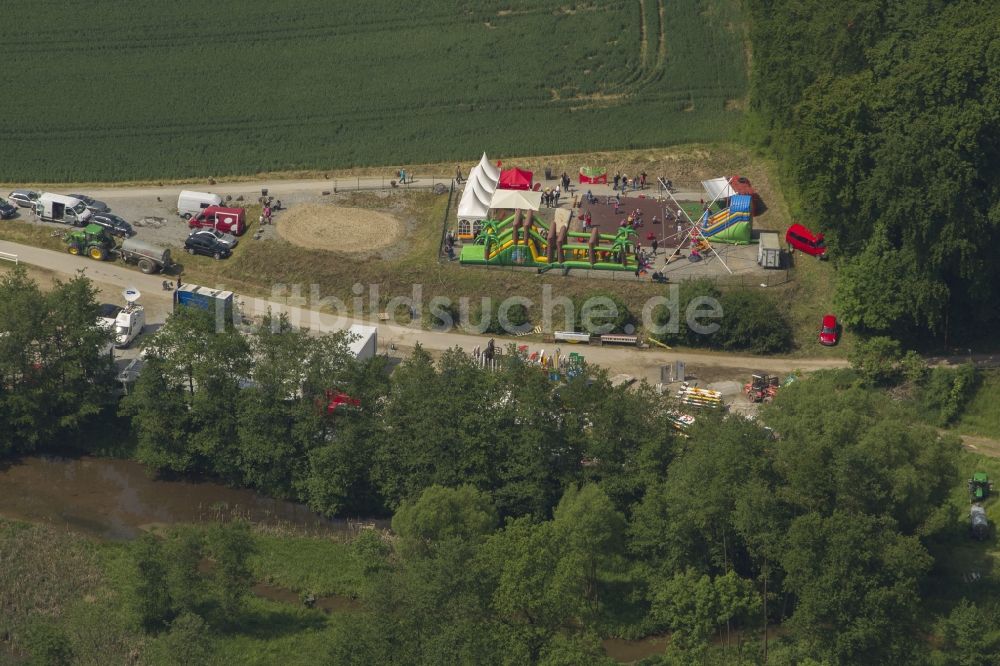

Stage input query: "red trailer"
[{"left": 187, "top": 205, "right": 246, "bottom": 235}]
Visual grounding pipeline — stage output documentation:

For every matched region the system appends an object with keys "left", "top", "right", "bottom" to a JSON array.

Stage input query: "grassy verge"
[{"left": 0, "top": 218, "right": 65, "bottom": 251}]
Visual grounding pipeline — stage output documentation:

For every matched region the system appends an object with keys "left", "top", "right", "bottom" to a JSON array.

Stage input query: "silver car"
[
  {"left": 8, "top": 189, "right": 40, "bottom": 208},
  {"left": 188, "top": 228, "right": 238, "bottom": 249}
]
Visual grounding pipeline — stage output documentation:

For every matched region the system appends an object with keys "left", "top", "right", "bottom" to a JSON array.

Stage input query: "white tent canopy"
[
  {"left": 489, "top": 188, "right": 541, "bottom": 212},
  {"left": 458, "top": 152, "right": 501, "bottom": 223},
  {"left": 478, "top": 152, "right": 500, "bottom": 183},
  {"left": 701, "top": 177, "right": 736, "bottom": 200}
]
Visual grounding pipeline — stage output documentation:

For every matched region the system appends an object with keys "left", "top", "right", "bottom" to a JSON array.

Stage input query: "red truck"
[{"left": 187, "top": 206, "right": 246, "bottom": 235}]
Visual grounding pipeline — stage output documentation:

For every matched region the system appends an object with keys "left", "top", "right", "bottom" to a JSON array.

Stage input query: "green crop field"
[{"left": 2, "top": 0, "right": 747, "bottom": 182}]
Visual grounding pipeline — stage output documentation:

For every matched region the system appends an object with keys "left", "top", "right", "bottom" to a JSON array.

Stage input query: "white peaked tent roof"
[
  {"left": 489, "top": 188, "right": 542, "bottom": 212},
  {"left": 478, "top": 152, "right": 501, "bottom": 182},
  {"left": 701, "top": 177, "right": 736, "bottom": 200},
  {"left": 458, "top": 152, "right": 501, "bottom": 221}
]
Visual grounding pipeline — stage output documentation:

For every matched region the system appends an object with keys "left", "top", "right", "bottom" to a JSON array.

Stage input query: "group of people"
[
  {"left": 618, "top": 208, "right": 645, "bottom": 230},
  {"left": 613, "top": 171, "right": 647, "bottom": 191},
  {"left": 541, "top": 186, "right": 561, "bottom": 207}
]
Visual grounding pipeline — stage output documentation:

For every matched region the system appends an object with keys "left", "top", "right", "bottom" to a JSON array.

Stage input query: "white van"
[
  {"left": 177, "top": 190, "right": 223, "bottom": 219},
  {"left": 34, "top": 193, "right": 92, "bottom": 226}
]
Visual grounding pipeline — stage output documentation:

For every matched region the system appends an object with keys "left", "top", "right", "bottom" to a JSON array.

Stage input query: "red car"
[
  {"left": 786, "top": 223, "right": 827, "bottom": 257},
  {"left": 819, "top": 314, "right": 839, "bottom": 346}
]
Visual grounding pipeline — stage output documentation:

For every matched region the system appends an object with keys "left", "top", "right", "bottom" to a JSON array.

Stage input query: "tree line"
[{"left": 747, "top": 0, "right": 1000, "bottom": 346}]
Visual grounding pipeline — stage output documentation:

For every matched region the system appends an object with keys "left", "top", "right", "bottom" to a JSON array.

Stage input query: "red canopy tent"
[{"left": 499, "top": 167, "right": 533, "bottom": 190}]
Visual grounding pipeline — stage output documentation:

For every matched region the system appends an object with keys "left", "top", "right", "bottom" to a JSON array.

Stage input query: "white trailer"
[
  {"left": 347, "top": 324, "right": 377, "bottom": 360},
  {"left": 34, "top": 193, "right": 92, "bottom": 226},
  {"left": 757, "top": 232, "right": 781, "bottom": 269}
]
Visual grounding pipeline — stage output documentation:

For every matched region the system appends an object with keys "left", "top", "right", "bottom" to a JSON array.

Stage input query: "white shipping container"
[{"left": 758, "top": 232, "right": 781, "bottom": 269}]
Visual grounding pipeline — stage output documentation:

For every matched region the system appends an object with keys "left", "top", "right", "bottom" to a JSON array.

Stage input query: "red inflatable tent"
[{"left": 499, "top": 167, "right": 533, "bottom": 190}]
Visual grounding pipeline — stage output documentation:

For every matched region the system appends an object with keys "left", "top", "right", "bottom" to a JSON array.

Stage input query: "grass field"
[
  {"left": 1, "top": 0, "right": 748, "bottom": 182},
  {"left": 0, "top": 519, "right": 365, "bottom": 664},
  {"left": 957, "top": 371, "right": 1000, "bottom": 440}
]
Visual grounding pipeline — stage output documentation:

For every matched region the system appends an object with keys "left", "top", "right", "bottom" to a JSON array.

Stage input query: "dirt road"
[{"left": 0, "top": 239, "right": 848, "bottom": 381}]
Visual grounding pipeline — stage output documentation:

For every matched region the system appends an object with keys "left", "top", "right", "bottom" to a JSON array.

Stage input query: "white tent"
[
  {"left": 457, "top": 152, "right": 500, "bottom": 235},
  {"left": 701, "top": 177, "right": 736, "bottom": 200},
  {"left": 489, "top": 188, "right": 542, "bottom": 212}
]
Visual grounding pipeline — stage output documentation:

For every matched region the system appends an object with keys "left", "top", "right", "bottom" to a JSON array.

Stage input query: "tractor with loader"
[{"left": 744, "top": 374, "right": 780, "bottom": 403}]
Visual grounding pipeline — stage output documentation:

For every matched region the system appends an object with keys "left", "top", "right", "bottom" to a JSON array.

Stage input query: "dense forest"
[{"left": 747, "top": 0, "right": 1000, "bottom": 345}]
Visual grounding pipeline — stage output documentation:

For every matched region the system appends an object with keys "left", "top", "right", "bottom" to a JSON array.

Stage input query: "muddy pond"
[{"left": 0, "top": 455, "right": 380, "bottom": 541}]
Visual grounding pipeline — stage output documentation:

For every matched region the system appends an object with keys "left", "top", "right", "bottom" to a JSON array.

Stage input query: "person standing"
[
  {"left": 554, "top": 185, "right": 561, "bottom": 207},
  {"left": 614, "top": 172, "right": 621, "bottom": 191},
  {"left": 641, "top": 171, "right": 647, "bottom": 189},
  {"left": 455, "top": 164, "right": 463, "bottom": 183},
  {"left": 652, "top": 237, "right": 659, "bottom": 256}
]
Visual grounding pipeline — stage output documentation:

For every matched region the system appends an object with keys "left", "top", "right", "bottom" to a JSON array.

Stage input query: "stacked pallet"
[{"left": 675, "top": 383, "right": 723, "bottom": 409}]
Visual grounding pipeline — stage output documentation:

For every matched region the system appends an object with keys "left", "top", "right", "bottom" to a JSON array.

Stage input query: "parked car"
[
  {"left": 90, "top": 212, "right": 134, "bottom": 238},
  {"left": 69, "top": 194, "right": 109, "bottom": 214},
  {"left": 183, "top": 233, "right": 232, "bottom": 260},
  {"left": 786, "top": 223, "right": 827, "bottom": 257},
  {"left": 8, "top": 189, "right": 40, "bottom": 208},
  {"left": 819, "top": 314, "right": 839, "bottom": 346},
  {"left": 188, "top": 228, "right": 238, "bottom": 249},
  {"left": 0, "top": 197, "right": 17, "bottom": 219}
]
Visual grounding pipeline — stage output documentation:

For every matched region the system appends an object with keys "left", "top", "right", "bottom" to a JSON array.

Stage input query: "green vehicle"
[
  {"left": 969, "top": 472, "right": 992, "bottom": 502},
  {"left": 64, "top": 223, "right": 116, "bottom": 261}
]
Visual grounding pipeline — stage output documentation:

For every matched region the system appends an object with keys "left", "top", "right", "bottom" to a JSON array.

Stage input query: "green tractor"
[
  {"left": 64, "top": 223, "right": 116, "bottom": 261},
  {"left": 969, "top": 472, "right": 992, "bottom": 502}
]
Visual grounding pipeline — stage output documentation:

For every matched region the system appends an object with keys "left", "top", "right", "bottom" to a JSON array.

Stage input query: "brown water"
[{"left": 0, "top": 455, "right": 378, "bottom": 541}]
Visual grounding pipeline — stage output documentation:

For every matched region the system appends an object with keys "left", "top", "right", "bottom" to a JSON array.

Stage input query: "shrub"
[
  {"left": 717, "top": 289, "right": 793, "bottom": 354},
  {"left": 24, "top": 623, "right": 74, "bottom": 666},
  {"left": 918, "top": 365, "right": 979, "bottom": 427},
  {"left": 574, "top": 293, "right": 633, "bottom": 334},
  {"left": 850, "top": 336, "right": 904, "bottom": 386}
]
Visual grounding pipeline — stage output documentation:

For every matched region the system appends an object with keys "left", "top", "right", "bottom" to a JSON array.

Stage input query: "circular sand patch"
[{"left": 276, "top": 204, "right": 404, "bottom": 253}]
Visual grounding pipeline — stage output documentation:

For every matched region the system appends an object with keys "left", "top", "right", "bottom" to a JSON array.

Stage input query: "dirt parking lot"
[{"left": 4, "top": 185, "right": 427, "bottom": 262}]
